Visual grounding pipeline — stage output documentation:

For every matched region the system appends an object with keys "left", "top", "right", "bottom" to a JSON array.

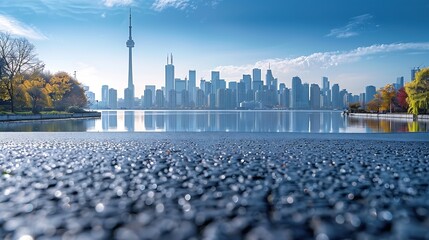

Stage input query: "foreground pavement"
[{"left": 0, "top": 132, "right": 428, "bottom": 239}]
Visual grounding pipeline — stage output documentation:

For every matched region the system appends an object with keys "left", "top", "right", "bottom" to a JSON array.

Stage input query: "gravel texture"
[{"left": 0, "top": 133, "right": 429, "bottom": 240}]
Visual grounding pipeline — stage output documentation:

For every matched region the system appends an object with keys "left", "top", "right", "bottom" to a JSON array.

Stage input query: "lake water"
[{"left": 1, "top": 110, "right": 428, "bottom": 133}]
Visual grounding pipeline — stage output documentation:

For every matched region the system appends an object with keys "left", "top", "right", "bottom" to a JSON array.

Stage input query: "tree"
[
  {"left": 23, "top": 75, "right": 51, "bottom": 113},
  {"left": 366, "top": 93, "right": 382, "bottom": 113},
  {"left": 379, "top": 84, "right": 396, "bottom": 113},
  {"left": 46, "top": 72, "right": 72, "bottom": 110},
  {"left": 396, "top": 87, "right": 408, "bottom": 111},
  {"left": 0, "top": 33, "right": 44, "bottom": 112},
  {"left": 405, "top": 67, "right": 429, "bottom": 115}
]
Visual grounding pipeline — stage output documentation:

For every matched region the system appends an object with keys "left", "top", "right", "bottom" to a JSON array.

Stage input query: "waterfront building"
[
  {"left": 411, "top": 67, "right": 420, "bottom": 81},
  {"left": 365, "top": 85, "right": 376, "bottom": 105},
  {"left": 242, "top": 74, "right": 252, "bottom": 91},
  {"left": 143, "top": 88, "right": 153, "bottom": 108},
  {"left": 321, "top": 77, "right": 331, "bottom": 108},
  {"left": 252, "top": 68, "right": 262, "bottom": 91},
  {"left": 165, "top": 54, "right": 175, "bottom": 103},
  {"left": 302, "top": 83, "right": 310, "bottom": 109},
  {"left": 310, "top": 84, "right": 321, "bottom": 109},
  {"left": 266, "top": 68, "right": 275, "bottom": 90},
  {"left": 196, "top": 89, "right": 205, "bottom": 108},
  {"left": 145, "top": 85, "right": 156, "bottom": 104},
  {"left": 395, "top": 76, "right": 404, "bottom": 90},
  {"left": 101, "top": 85, "right": 109, "bottom": 108},
  {"left": 124, "top": 11, "right": 135, "bottom": 109},
  {"left": 359, "top": 93, "right": 366, "bottom": 107},
  {"left": 188, "top": 70, "right": 196, "bottom": 104},
  {"left": 155, "top": 89, "right": 164, "bottom": 108},
  {"left": 237, "top": 82, "right": 246, "bottom": 106},
  {"left": 290, "top": 76, "right": 302, "bottom": 109},
  {"left": 108, "top": 88, "right": 117, "bottom": 109},
  {"left": 175, "top": 78, "right": 187, "bottom": 106},
  {"left": 211, "top": 71, "right": 220, "bottom": 93},
  {"left": 331, "top": 84, "right": 340, "bottom": 109}
]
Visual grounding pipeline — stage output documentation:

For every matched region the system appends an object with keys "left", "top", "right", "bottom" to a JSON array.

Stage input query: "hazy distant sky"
[{"left": 1, "top": 0, "right": 429, "bottom": 99}]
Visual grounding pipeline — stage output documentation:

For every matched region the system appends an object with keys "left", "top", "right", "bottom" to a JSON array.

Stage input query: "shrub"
[{"left": 66, "top": 106, "right": 87, "bottom": 113}]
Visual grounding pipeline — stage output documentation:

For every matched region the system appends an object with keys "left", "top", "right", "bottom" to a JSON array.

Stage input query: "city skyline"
[{"left": 1, "top": 0, "right": 429, "bottom": 100}]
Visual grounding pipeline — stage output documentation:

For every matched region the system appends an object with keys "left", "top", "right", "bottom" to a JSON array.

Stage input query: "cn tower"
[{"left": 124, "top": 9, "right": 135, "bottom": 109}]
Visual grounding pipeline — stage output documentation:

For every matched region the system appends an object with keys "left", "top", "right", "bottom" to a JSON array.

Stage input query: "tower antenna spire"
[
  {"left": 128, "top": 8, "right": 132, "bottom": 40},
  {"left": 171, "top": 53, "right": 173, "bottom": 65}
]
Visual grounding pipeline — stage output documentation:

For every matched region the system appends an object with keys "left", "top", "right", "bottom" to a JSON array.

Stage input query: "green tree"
[{"left": 405, "top": 67, "right": 429, "bottom": 115}]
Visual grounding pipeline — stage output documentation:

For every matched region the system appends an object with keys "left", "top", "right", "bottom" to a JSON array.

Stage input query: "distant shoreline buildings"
[{"left": 83, "top": 12, "right": 422, "bottom": 110}]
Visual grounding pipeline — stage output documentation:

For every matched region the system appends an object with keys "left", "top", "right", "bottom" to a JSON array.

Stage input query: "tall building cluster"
[{"left": 83, "top": 11, "right": 424, "bottom": 110}]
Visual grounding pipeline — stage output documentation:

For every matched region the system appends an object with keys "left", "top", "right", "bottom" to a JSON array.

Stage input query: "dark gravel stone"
[{"left": 0, "top": 132, "right": 428, "bottom": 239}]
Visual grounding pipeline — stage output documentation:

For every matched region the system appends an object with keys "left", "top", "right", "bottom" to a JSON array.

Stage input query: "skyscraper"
[
  {"left": 365, "top": 85, "right": 376, "bottom": 105},
  {"left": 165, "top": 54, "right": 175, "bottom": 103},
  {"left": 101, "top": 85, "right": 109, "bottom": 108},
  {"left": 188, "top": 70, "right": 196, "bottom": 104},
  {"left": 266, "top": 68, "right": 274, "bottom": 90},
  {"left": 242, "top": 74, "right": 252, "bottom": 91},
  {"left": 291, "top": 76, "right": 302, "bottom": 109},
  {"left": 108, "top": 88, "right": 117, "bottom": 109},
  {"left": 124, "top": 10, "right": 135, "bottom": 109},
  {"left": 310, "top": 84, "right": 321, "bottom": 109},
  {"left": 252, "top": 68, "right": 262, "bottom": 91},
  {"left": 396, "top": 76, "right": 404, "bottom": 90},
  {"left": 331, "top": 84, "right": 340, "bottom": 109},
  {"left": 411, "top": 67, "right": 420, "bottom": 81},
  {"left": 321, "top": 77, "right": 330, "bottom": 108}
]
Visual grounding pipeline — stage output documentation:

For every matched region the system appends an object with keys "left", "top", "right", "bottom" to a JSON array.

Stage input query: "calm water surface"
[{"left": 0, "top": 110, "right": 428, "bottom": 133}]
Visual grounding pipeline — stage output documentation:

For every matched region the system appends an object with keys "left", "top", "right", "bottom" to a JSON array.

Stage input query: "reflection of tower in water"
[{"left": 124, "top": 111, "right": 135, "bottom": 131}]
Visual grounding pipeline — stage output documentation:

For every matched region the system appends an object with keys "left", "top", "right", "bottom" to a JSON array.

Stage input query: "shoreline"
[
  {"left": 348, "top": 112, "right": 429, "bottom": 121},
  {"left": 0, "top": 112, "right": 101, "bottom": 122}
]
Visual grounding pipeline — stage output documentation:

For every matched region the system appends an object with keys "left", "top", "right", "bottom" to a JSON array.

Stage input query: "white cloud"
[
  {"left": 103, "top": 0, "right": 133, "bottom": 7},
  {"left": 214, "top": 42, "right": 429, "bottom": 80},
  {"left": 0, "top": 14, "right": 47, "bottom": 40},
  {"left": 151, "top": 0, "right": 221, "bottom": 11},
  {"left": 327, "top": 14, "right": 373, "bottom": 39},
  {"left": 152, "top": 0, "right": 190, "bottom": 11}
]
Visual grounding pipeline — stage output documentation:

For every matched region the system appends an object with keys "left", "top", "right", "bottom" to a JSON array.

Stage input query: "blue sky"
[{"left": 1, "top": 0, "right": 429, "bottom": 99}]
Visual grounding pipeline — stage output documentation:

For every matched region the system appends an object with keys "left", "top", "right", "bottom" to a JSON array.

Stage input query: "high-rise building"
[
  {"left": 108, "top": 88, "right": 117, "bottom": 109},
  {"left": 124, "top": 10, "right": 135, "bottom": 109},
  {"left": 310, "top": 84, "right": 321, "bottom": 109},
  {"left": 331, "top": 84, "right": 340, "bottom": 109},
  {"left": 266, "top": 68, "right": 274, "bottom": 90},
  {"left": 143, "top": 88, "right": 153, "bottom": 108},
  {"left": 321, "top": 77, "right": 330, "bottom": 108},
  {"left": 175, "top": 78, "right": 187, "bottom": 106},
  {"left": 359, "top": 93, "right": 366, "bottom": 107},
  {"left": 291, "top": 77, "right": 302, "bottom": 109},
  {"left": 395, "top": 76, "right": 404, "bottom": 90},
  {"left": 155, "top": 89, "right": 164, "bottom": 108},
  {"left": 237, "top": 82, "right": 246, "bottom": 106},
  {"left": 411, "top": 67, "right": 420, "bottom": 81},
  {"left": 165, "top": 53, "right": 175, "bottom": 103},
  {"left": 211, "top": 71, "right": 220, "bottom": 93},
  {"left": 242, "top": 74, "right": 252, "bottom": 91},
  {"left": 101, "top": 85, "right": 109, "bottom": 108},
  {"left": 365, "top": 85, "right": 376, "bottom": 105},
  {"left": 188, "top": 70, "right": 196, "bottom": 104},
  {"left": 301, "top": 83, "right": 310, "bottom": 109},
  {"left": 252, "top": 68, "right": 262, "bottom": 91}
]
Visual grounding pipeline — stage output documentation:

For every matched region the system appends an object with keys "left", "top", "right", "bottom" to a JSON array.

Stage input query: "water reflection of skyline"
[
  {"left": 97, "top": 110, "right": 348, "bottom": 132},
  {"left": 1, "top": 110, "right": 426, "bottom": 132}
]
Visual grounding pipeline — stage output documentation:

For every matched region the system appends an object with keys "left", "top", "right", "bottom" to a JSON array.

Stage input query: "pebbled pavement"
[{"left": 0, "top": 133, "right": 428, "bottom": 239}]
